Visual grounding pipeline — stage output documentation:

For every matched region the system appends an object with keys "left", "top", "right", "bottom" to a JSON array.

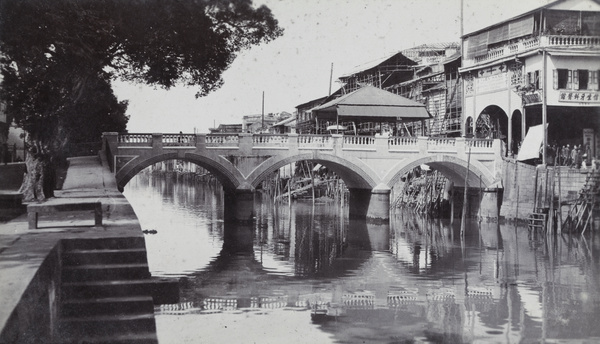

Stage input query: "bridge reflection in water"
[{"left": 124, "top": 173, "right": 600, "bottom": 344}]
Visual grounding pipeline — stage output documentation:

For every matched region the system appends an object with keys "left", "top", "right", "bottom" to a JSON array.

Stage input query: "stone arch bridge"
[{"left": 102, "top": 132, "right": 503, "bottom": 221}]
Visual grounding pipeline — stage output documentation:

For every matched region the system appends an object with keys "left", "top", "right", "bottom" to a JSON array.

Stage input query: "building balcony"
[{"left": 462, "top": 35, "right": 600, "bottom": 69}]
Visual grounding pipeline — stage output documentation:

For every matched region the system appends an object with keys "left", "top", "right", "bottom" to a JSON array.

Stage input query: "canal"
[{"left": 123, "top": 172, "right": 600, "bottom": 344}]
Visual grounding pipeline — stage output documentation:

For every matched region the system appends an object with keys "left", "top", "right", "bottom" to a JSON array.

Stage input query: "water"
[{"left": 124, "top": 173, "right": 600, "bottom": 344}]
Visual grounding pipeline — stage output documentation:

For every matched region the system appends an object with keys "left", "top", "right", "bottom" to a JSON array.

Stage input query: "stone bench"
[{"left": 27, "top": 201, "right": 102, "bottom": 229}]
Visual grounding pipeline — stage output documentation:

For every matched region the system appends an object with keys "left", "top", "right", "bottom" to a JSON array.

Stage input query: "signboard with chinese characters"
[{"left": 559, "top": 91, "right": 600, "bottom": 103}]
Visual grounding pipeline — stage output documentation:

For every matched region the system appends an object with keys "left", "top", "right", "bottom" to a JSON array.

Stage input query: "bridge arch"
[
  {"left": 116, "top": 152, "right": 246, "bottom": 192},
  {"left": 246, "top": 152, "right": 378, "bottom": 190},
  {"left": 384, "top": 154, "right": 495, "bottom": 189}
]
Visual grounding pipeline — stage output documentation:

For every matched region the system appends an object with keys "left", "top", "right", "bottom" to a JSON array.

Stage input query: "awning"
[
  {"left": 517, "top": 124, "right": 547, "bottom": 161},
  {"left": 312, "top": 85, "right": 431, "bottom": 122}
]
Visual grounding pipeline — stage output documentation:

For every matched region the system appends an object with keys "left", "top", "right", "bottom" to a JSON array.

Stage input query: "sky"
[{"left": 113, "top": 0, "right": 551, "bottom": 134}]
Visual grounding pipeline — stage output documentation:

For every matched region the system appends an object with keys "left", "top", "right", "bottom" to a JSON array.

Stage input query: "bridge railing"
[
  {"left": 298, "top": 135, "right": 333, "bottom": 149},
  {"left": 344, "top": 135, "right": 375, "bottom": 147},
  {"left": 252, "top": 134, "right": 288, "bottom": 147},
  {"left": 465, "top": 138, "right": 494, "bottom": 150},
  {"left": 162, "top": 133, "right": 196, "bottom": 147},
  {"left": 205, "top": 134, "right": 239, "bottom": 147},
  {"left": 118, "top": 133, "right": 153, "bottom": 146},
  {"left": 427, "top": 137, "right": 456, "bottom": 151},
  {"left": 388, "top": 136, "right": 419, "bottom": 147}
]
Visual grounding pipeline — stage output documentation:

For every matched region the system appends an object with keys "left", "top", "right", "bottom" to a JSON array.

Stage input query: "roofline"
[
  {"left": 294, "top": 96, "right": 328, "bottom": 109},
  {"left": 461, "top": 0, "right": 600, "bottom": 39}
]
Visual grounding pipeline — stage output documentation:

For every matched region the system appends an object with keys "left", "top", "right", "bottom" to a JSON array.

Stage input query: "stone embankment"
[{"left": 0, "top": 155, "right": 177, "bottom": 343}]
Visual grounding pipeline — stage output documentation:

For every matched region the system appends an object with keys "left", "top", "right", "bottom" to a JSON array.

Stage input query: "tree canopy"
[{"left": 0, "top": 0, "right": 283, "bottom": 200}]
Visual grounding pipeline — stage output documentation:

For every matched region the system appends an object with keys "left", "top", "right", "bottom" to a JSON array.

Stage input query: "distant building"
[
  {"left": 209, "top": 124, "right": 243, "bottom": 134},
  {"left": 295, "top": 97, "right": 328, "bottom": 134},
  {"left": 270, "top": 116, "right": 296, "bottom": 134},
  {"left": 460, "top": 0, "right": 600, "bottom": 157},
  {"left": 243, "top": 112, "right": 292, "bottom": 133}
]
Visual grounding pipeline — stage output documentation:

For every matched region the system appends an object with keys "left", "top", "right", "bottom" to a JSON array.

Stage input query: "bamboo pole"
[
  {"left": 478, "top": 174, "right": 482, "bottom": 222},
  {"left": 557, "top": 169, "right": 562, "bottom": 234},
  {"left": 533, "top": 169, "right": 539, "bottom": 212},
  {"left": 548, "top": 167, "right": 556, "bottom": 236},
  {"left": 515, "top": 186, "right": 520, "bottom": 224}
]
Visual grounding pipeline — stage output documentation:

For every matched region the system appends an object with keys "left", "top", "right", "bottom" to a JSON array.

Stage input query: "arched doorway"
[
  {"left": 475, "top": 105, "right": 508, "bottom": 140},
  {"left": 511, "top": 109, "right": 523, "bottom": 156}
]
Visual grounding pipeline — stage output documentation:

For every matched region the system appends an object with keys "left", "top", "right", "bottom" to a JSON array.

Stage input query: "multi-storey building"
[
  {"left": 460, "top": 0, "right": 600, "bottom": 158},
  {"left": 390, "top": 50, "right": 463, "bottom": 137}
]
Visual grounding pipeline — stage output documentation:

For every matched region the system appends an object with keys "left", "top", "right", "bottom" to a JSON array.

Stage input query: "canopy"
[
  {"left": 312, "top": 86, "right": 431, "bottom": 122},
  {"left": 517, "top": 124, "right": 547, "bottom": 161}
]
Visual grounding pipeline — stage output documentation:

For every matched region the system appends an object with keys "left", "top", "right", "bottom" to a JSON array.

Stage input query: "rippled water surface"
[{"left": 124, "top": 173, "right": 600, "bottom": 344}]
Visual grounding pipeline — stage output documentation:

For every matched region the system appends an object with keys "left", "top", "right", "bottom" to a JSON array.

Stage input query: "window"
[
  {"left": 554, "top": 69, "right": 571, "bottom": 89},
  {"left": 577, "top": 70, "right": 589, "bottom": 90},
  {"left": 590, "top": 70, "right": 600, "bottom": 91}
]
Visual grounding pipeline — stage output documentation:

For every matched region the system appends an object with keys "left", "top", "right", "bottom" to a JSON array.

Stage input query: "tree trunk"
[{"left": 19, "top": 153, "right": 54, "bottom": 202}]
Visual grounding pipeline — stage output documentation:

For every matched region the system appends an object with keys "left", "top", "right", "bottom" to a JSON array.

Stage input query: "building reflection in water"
[{"left": 124, "top": 173, "right": 600, "bottom": 343}]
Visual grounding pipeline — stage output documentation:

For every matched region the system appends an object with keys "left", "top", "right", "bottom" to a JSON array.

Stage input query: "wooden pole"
[
  {"left": 557, "top": 169, "right": 563, "bottom": 234},
  {"left": 548, "top": 167, "right": 556, "bottom": 235},
  {"left": 515, "top": 186, "right": 520, "bottom": 224},
  {"left": 533, "top": 169, "right": 539, "bottom": 212},
  {"left": 450, "top": 182, "right": 455, "bottom": 224},
  {"left": 461, "top": 145, "right": 472, "bottom": 236},
  {"left": 478, "top": 174, "right": 482, "bottom": 222}
]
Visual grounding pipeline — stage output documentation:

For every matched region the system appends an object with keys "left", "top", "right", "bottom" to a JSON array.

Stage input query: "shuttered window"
[
  {"left": 555, "top": 69, "right": 571, "bottom": 89},
  {"left": 573, "top": 70, "right": 579, "bottom": 90}
]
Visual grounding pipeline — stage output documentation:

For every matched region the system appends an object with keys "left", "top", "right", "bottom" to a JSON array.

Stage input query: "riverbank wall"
[{"left": 499, "top": 158, "right": 599, "bottom": 228}]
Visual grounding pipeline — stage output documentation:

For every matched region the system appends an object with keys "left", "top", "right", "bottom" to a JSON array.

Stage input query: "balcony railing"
[{"left": 464, "top": 35, "right": 600, "bottom": 68}]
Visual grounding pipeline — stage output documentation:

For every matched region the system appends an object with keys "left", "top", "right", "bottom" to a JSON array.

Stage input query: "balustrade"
[
  {"left": 546, "top": 35, "right": 600, "bottom": 47},
  {"left": 344, "top": 135, "right": 375, "bottom": 146},
  {"left": 465, "top": 139, "right": 493, "bottom": 149},
  {"left": 252, "top": 134, "right": 289, "bottom": 147},
  {"left": 427, "top": 138, "right": 456, "bottom": 150},
  {"left": 205, "top": 134, "right": 239, "bottom": 147},
  {"left": 298, "top": 135, "right": 332, "bottom": 149},
  {"left": 118, "top": 134, "right": 152, "bottom": 146},
  {"left": 114, "top": 133, "right": 497, "bottom": 156},
  {"left": 163, "top": 133, "right": 196, "bottom": 147},
  {"left": 388, "top": 136, "right": 418, "bottom": 147}
]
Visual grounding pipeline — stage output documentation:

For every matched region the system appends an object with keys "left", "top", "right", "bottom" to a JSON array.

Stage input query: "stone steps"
[
  {"left": 59, "top": 332, "right": 158, "bottom": 344},
  {"left": 58, "top": 314, "right": 157, "bottom": 342},
  {"left": 61, "top": 296, "right": 154, "bottom": 317},
  {"left": 56, "top": 237, "right": 161, "bottom": 344},
  {"left": 62, "top": 263, "right": 150, "bottom": 282},
  {"left": 62, "top": 278, "right": 178, "bottom": 304},
  {"left": 63, "top": 248, "right": 148, "bottom": 265}
]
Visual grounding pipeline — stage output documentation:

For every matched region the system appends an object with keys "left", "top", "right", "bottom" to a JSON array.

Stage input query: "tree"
[{"left": 0, "top": 0, "right": 283, "bottom": 201}]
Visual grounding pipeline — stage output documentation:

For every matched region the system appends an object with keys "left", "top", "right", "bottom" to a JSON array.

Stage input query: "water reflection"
[{"left": 124, "top": 173, "right": 600, "bottom": 344}]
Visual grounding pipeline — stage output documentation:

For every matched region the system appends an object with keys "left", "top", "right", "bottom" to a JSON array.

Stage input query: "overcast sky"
[{"left": 113, "top": 0, "right": 550, "bottom": 133}]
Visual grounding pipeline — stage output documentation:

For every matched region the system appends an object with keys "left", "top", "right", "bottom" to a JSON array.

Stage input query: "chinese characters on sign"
[{"left": 558, "top": 91, "right": 600, "bottom": 103}]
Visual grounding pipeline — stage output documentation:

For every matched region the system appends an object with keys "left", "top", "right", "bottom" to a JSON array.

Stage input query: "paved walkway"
[{"left": 0, "top": 155, "right": 143, "bottom": 335}]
